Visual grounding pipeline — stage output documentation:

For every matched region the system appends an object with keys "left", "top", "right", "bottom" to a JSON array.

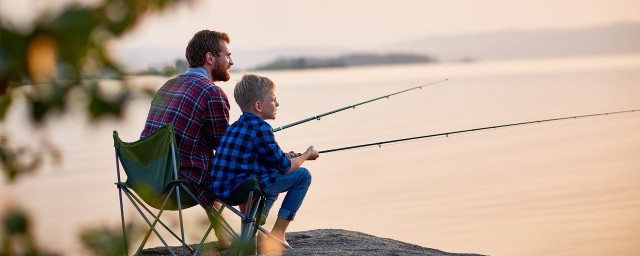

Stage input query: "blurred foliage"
[
  {"left": 0, "top": 0, "right": 194, "bottom": 181},
  {"left": 0, "top": 134, "right": 61, "bottom": 182},
  {"left": 0, "top": 0, "right": 194, "bottom": 255},
  {"left": 79, "top": 223, "right": 143, "bottom": 256},
  {"left": 1, "top": 208, "right": 57, "bottom": 255}
]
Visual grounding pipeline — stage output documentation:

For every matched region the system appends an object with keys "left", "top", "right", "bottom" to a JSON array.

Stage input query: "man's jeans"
[{"left": 261, "top": 167, "right": 312, "bottom": 221}]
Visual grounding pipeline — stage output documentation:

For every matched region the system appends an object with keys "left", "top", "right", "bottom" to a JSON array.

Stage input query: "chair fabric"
[{"left": 114, "top": 124, "right": 197, "bottom": 210}]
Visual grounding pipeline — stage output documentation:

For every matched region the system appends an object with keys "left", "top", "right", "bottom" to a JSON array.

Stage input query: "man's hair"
[
  {"left": 185, "top": 30, "right": 230, "bottom": 68},
  {"left": 234, "top": 74, "right": 275, "bottom": 112}
]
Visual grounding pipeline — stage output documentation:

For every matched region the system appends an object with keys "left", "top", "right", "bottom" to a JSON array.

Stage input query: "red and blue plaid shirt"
[
  {"left": 141, "top": 68, "right": 230, "bottom": 208},
  {"left": 210, "top": 112, "right": 291, "bottom": 199}
]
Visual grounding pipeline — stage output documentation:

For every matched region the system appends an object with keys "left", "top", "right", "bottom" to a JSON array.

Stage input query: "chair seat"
[
  {"left": 218, "top": 178, "right": 263, "bottom": 206},
  {"left": 116, "top": 180, "right": 199, "bottom": 210}
]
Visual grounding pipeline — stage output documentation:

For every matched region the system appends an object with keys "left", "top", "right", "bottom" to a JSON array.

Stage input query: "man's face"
[{"left": 211, "top": 41, "right": 233, "bottom": 82}]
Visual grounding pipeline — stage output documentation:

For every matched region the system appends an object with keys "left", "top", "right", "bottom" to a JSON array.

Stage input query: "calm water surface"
[{"left": 2, "top": 54, "right": 640, "bottom": 255}]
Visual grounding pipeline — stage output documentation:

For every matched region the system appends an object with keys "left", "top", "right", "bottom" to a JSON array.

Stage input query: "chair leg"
[
  {"left": 176, "top": 186, "right": 187, "bottom": 256},
  {"left": 247, "top": 196, "right": 263, "bottom": 255},
  {"left": 126, "top": 188, "right": 194, "bottom": 252},
  {"left": 117, "top": 186, "right": 129, "bottom": 255},
  {"left": 238, "top": 192, "right": 265, "bottom": 256},
  {"left": 115, "top": 152, "right": 129, "bottom": 254},
  {"left": 136, "top": 189, "right": 176, "bottom": 255},
  {"left": 179, "top": 183, "right": 240, "bottom": 239},
  {"left": 193, "top": 224, "right": 214, "bottom": 256},
  {"left": 238, "top": 191, "right": 256, "bottom": 256},
  {"left": 249, "top": 196, "right": 265, "bottom": 240},
  {"left": 177, "top": 184, "right": 241, "bottom": 255},
  {"left": 206, "top": 208, "right": 239, "bottom": 240},
  {"left": 179, "top": 184, "right": 240, "bottom": 240},
  {"left": 238, "top": 195, "right": 249, "bottom": 256},
  {"left": 212, "top": 201, "right": 244, "bottom": 239},
  {"left": 122, "top": 189, "right": 177, "bottom": 256}
]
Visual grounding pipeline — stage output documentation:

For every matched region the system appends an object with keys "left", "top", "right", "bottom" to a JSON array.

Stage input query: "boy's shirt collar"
[
  {"left": 240, "top": 112, "right": 263, "bottom": 122},
  {"left": 241, "top": 111, "right": 256, "bottom": 118},
  {"left": 240, "top": 112, "right": 274, "bottom": 131}
]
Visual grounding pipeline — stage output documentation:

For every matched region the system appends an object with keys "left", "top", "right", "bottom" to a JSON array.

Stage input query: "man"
[{"left": 140, "top": 30, "right": 233, "bottom": 247}]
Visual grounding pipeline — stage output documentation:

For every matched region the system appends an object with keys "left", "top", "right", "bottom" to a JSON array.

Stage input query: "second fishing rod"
[
  {"left": 271, "top": 78, "right": 449, "bottom": 132},
  {"left": 318, "top": 109, "right": 640, "bottom": 154}
]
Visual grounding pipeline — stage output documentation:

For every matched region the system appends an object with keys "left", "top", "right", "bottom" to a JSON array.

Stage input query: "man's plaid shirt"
[
  {"left": 210, "top": 112, "right": 291, "bottom": 199},
  {"left": 141, "top": 68, "right": 230, "bottom": 208}
]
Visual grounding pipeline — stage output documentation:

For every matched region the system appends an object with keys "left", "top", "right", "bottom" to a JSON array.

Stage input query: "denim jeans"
[{"left": 261, "top": 167, "right": 312, "bottom": 221}]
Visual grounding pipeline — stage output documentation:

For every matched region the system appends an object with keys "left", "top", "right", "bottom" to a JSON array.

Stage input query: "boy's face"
[{"left": 258, "top": 87, "right": 279, "bottom": 120}]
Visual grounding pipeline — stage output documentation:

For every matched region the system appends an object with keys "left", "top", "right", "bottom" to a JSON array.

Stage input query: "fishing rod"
[
  {"left": 272, "top": 78, "right": 449, "bottom": 132},
  {"left": 319, "top": 109, "right": 640, "bottom": 154}
]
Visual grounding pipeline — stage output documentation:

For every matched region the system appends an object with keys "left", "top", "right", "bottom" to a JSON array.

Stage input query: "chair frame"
[{"left": 114, "top": 127, "right": 290, "bottom": 256}]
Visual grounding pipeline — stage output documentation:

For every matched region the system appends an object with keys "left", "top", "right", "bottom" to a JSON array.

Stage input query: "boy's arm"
[
  {"left": 254, "top": 123, "right": 319, "bottom": 174},
  {"left": 255, "top": 124, "right": 294, "bottom": 174},
  {"left": 286, "top": 146, "right": 319, "bottom": 174}
]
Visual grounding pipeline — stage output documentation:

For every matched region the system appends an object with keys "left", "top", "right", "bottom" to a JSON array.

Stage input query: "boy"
[{"left": 210, "top": 74, "right": 319, "bottom": 249}]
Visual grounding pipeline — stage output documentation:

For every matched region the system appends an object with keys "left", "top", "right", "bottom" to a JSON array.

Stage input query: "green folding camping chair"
[{"left": 113, "top": 124, "right": 289, "bottom": 255}]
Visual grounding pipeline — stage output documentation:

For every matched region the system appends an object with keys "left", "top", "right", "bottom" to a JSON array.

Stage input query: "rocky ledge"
[{"left": 141, "top": 229, "right": 485, "bottom": 256}]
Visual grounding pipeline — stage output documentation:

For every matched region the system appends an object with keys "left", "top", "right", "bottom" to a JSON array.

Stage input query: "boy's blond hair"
[{"left": 234, "top": 74, "right": 275, "bottom": 112}]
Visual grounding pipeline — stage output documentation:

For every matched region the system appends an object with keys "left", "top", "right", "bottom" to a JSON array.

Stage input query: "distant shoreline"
[{"left": 251, "top": 52, "right": 438, "bottom": 71}]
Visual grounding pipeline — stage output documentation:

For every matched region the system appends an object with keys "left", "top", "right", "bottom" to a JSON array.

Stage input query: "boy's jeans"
[{"left": 261, "top": 167, "right": 312, "bottom": 221}]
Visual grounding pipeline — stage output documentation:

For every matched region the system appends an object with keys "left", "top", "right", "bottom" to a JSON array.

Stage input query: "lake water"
[{"left": 2, "top": 54, "right": 640, "bottom": 255}]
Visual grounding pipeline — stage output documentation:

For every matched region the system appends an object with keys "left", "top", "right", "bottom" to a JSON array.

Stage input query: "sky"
[
  {"left": 115, "top": 0, "right": 640, "bottom": 51},
  {"left": 1, "top": 0, "right": 640, "bottom": 68}
]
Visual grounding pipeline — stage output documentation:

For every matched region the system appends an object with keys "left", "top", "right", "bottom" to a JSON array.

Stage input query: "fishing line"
[
  {"left": 318, "top": 109, "right": 640, "bottom": 154},
  {"left": 272, "top": 78, "right": 449, "bottom": 132}
]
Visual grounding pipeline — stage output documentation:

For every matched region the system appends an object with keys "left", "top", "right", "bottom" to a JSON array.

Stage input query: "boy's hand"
[
  {"left": 305, "top": 146, "right": 320, "bottom": 160},
  {"left": 286, "top": 151, "right": 302, "bottom": 158}
]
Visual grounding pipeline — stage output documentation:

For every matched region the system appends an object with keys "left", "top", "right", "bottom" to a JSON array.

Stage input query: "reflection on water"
[{"left": 2, "top": 54, "right": 640, "bottom": 255}]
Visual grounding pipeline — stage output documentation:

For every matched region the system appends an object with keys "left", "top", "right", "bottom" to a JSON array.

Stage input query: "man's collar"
[{"left": 185, "top": 67, "right": 211, "bottom": 81}]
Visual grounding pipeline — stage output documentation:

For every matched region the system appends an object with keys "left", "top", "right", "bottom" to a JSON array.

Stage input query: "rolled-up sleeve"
[{"left": 255, "top": 124, "right": 291, "bottom": 174}]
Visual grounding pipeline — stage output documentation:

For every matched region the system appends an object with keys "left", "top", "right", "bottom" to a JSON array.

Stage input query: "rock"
[{"left": 141, "top": 229, "right": 485, "bottom": 256}]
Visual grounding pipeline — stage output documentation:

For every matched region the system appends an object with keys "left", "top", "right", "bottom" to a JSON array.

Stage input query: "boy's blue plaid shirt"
[{"left": 210, "top": 112, "right": 291, "bottom": 198}]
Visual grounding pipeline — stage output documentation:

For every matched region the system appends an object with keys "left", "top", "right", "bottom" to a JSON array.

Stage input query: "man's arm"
[{"left": 205, "top": 89, "right": 230, "bottom": 148}]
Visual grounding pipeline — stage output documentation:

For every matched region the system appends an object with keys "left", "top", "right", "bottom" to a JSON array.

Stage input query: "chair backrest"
[{"left": 114, "top": 124, "right": 197, "bottom": 209}]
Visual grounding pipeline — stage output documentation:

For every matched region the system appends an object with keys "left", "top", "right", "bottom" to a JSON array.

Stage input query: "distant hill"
[
  {"left": 387, "top": 23, "right": 640, "bottom": 61},
  {"left": 341, "top": 53, "right": 436, "bottom": 66},
  {"left": 253, "top": 53, "right": 435, "bottom": 70}
]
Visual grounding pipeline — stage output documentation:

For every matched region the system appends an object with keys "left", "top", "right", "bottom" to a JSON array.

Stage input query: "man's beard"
[{"left": 211, "top": 63, "right": 231, "bottom": 82}]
